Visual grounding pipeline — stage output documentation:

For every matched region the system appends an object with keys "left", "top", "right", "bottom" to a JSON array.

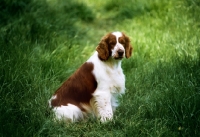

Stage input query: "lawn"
[{"left": 0, "top": 0, "right": 200, "bottom": 136}]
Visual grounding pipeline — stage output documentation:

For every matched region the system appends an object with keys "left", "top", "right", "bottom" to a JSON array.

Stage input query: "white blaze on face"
[{"left": 111, "top": 32, "right": 125, "bottom": 58}]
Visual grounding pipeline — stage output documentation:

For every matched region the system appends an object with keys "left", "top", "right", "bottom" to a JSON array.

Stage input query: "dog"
[{"left": 49, "top": 31, "right": 133, "bottom": 122}]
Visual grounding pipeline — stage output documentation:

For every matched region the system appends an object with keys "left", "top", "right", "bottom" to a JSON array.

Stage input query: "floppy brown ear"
[
  {"left": 96, "top": 34, "right": 110, "bottom": 60},
  {"left": 123, "top": 33, "right": 133, "bottom": 58}
]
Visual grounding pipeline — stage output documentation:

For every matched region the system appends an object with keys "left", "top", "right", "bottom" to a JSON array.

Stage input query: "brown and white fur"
[{"left": 49, "top": 31, "right": 133, "bottom": 122}]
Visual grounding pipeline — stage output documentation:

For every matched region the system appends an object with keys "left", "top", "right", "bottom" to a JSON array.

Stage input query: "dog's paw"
[{"left": 99, "top": 111, "right": 113, "bottom": 122}]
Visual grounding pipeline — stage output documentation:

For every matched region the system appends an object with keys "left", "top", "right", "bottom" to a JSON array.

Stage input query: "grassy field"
[{"left": 0, "top": 0, "right": 200, "bottom": 136}]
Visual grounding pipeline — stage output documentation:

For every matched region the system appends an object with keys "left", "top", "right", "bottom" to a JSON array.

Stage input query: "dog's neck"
[{"left": 103, "top": 57, "right": 122, "bottom": 70}]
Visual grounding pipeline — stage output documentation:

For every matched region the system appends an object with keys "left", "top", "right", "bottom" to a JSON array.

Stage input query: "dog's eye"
[
  {"left": 119, "top": 40, "right": 125, "bottom": 45},
  {"left": 109, "top": 41, "right": 116, "bottom": 46}
]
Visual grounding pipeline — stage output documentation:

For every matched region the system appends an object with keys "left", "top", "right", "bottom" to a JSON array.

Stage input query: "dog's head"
[{"left": 96, "top": 31, "right": 133, "bottom": 61}]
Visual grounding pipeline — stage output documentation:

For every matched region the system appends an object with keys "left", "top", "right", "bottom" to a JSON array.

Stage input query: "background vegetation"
[{"left": 0, "top": 0, "right": 199, "bottom": 136}]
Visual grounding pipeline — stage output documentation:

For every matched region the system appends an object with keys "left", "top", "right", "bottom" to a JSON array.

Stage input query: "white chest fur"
[{"left": 87, "top": 52, "right": 125, "bottom": 95}]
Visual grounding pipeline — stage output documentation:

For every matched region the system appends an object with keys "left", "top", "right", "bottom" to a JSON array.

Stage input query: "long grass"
[{"left": 0, "top": 0, "right": 200, "bottom": 136}]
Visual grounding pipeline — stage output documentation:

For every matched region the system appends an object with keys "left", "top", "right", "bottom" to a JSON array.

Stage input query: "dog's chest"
[
  {"left": 87, "top": 53, "right": 125, "bottom": 94},
  {"left": 94, "top": 64, "right": 125, "bottom": 94},
  {"left": 106, "top": 68, "right": 125, "bottom": 93}
]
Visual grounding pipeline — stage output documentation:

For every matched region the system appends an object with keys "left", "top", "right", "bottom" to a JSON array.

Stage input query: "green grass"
[{"left": 0, "top": 0, "right": 200, "bottom": 136}]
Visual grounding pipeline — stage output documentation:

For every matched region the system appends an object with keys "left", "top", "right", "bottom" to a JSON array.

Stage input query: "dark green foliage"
[{"left": 0, "top": 0, "right": 31, "bottom": 25}]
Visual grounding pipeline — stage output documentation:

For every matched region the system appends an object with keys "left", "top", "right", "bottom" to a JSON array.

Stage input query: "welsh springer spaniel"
[{"left": 49, "top": 31, "right": 133, "bottom": 122}]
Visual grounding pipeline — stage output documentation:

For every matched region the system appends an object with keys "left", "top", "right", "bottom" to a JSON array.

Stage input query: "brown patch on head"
[
  {"left": 122, "top": 32, "right": 133, "bottom": 58},
  {"left": 50, "top": 62, "right": 97, "bottom": 111},
  {"left": 96, "top": 33, "right": 118, "bottom": 60}
]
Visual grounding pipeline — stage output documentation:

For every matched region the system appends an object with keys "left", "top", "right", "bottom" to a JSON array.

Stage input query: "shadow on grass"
[
  {"left": 122, "top": 51, "right": 200, "bottom": 136},
  {"left": 0, "top": 0, "right": 95, "bottom": 136},
  {"left": 185, "top": 0, "right": 200, "bottom": 25},
  {"left": 0, "top": 0, "right": 95, "bottom": 46}
]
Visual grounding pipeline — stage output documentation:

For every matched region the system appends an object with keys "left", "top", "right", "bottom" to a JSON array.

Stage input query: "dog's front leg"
[{"left": 90, "top": 92, "right": 113, "bottom": 122}]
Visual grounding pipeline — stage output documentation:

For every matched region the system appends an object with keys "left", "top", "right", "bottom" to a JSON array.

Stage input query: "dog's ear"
[
  {"left": 123, "top": 33, "right": 133, "bottom": 58},
  {"left": 96, "top": 34, "right": 110, "bottom": 61}
]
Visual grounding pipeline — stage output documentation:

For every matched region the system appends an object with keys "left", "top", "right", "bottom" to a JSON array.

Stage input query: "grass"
[{"left": 0, "top": 0, "right": 200, "bottom": 136}]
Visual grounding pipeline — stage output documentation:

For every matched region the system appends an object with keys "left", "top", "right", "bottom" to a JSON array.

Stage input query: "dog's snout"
[{"left": 118, "top": 49, "right": 124, "bottom": 56}]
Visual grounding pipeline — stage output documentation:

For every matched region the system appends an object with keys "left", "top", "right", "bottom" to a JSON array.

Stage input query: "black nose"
[{"left": 118, "top": 49, "right": 124, "bottom": 56}]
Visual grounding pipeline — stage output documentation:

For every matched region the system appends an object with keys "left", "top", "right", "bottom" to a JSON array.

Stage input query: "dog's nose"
[{"left": 118, "top": 49, "right": 124, "bottom": 56}]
